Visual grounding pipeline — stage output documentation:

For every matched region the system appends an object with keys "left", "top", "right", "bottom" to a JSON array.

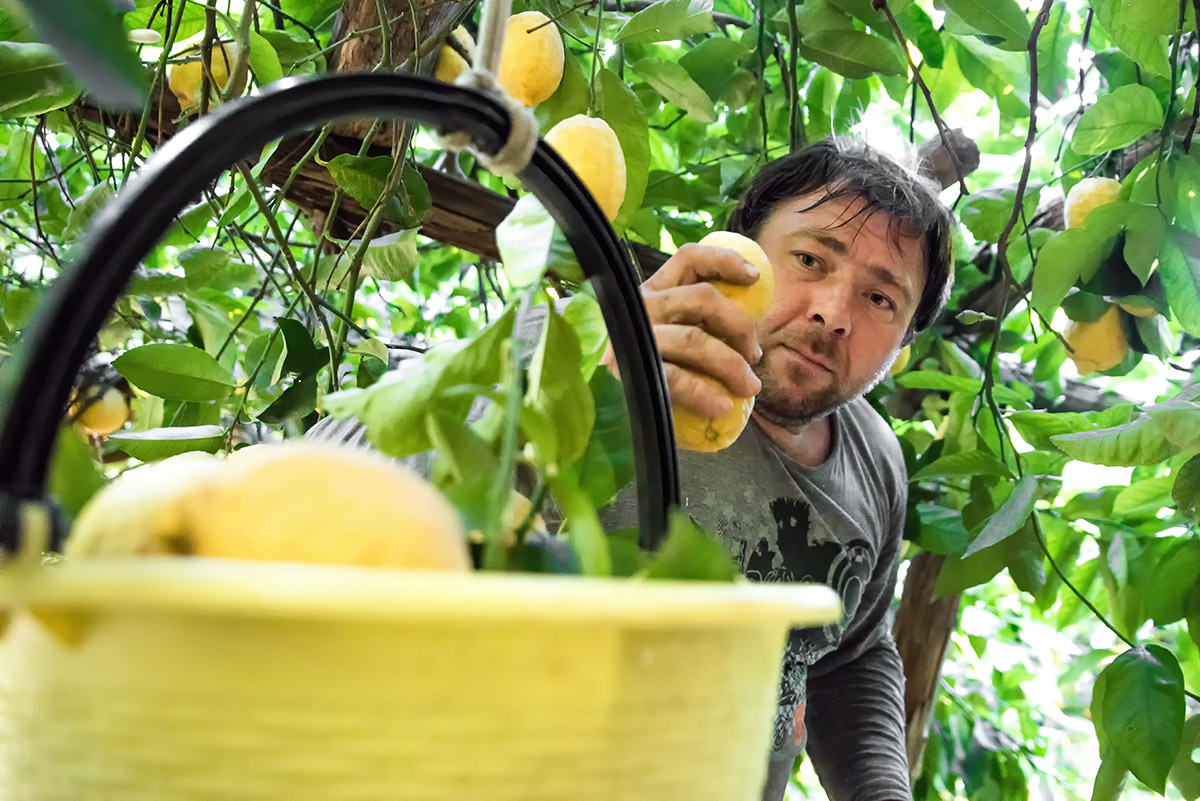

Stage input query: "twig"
[
  {"left": 375, "top": 0, "right": 394, "bottom": 71},
  {"left": 874, "top": 0, "right": 970, "bottom": 199},
  {"left": 787, "top": 0, "right": 802, "bottom": 152},
  {"left": 601, "top": 0, "right": 748, "bottom": 30},
  {"left": 200, "top": 1, "right": 219, "bottom": 117},
  {"left": 124, "top": 0, "right": 187, "bottom": 183}
]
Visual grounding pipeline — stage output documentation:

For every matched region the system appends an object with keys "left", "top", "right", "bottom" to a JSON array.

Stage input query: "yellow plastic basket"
[{"left": 0, "top": 558, "right": 840, "bottom": 801}]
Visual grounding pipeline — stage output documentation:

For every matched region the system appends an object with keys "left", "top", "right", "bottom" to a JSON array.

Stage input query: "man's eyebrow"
[
  {"left": 868, "top": 265, "right": 915, "bottom": 307},
  {"left": 790, "top": 227, "right": 848, "bottom": 254}
]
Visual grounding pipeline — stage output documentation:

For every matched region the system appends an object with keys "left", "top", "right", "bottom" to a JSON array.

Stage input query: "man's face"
[{"left": 750, "top": 191, "right": 927, "bottom": 428}]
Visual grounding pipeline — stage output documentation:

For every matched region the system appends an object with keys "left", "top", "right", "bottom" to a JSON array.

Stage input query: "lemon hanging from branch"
[
  {"left": 544, "top": 114, "right": 627, "bottom": 222},
  {"left": 167, "top": 40, "right": 244, "bottom": 114},
  {"left": 497, "top": 11, "right": 564, "bottom": 107},
  {"left": 435, "top": 27, "right": 476, "bottom": 84},
  {"left": 1064, "top": 176, "right": 1121, "bottom": 230},
  {"left": 1064, "top": 305, "right": 1130, "bottom": 375}
]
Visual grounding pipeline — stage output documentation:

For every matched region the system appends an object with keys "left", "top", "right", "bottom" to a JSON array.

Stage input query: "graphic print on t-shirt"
[{"left": 728, "top": 497, "right": 873, "bottom": 753}]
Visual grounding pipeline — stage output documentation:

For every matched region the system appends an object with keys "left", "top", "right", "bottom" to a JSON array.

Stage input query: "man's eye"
[
  {"left": 795, "top": 252, "right": 818, "bottom": 269},
  {"left": 870, "top": 293, "right": 894, "bottom": 310}
]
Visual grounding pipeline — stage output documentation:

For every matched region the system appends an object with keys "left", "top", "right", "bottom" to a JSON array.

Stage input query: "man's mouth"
[{"left": 783, "top": 345, "right": 834, "bottom": 372}]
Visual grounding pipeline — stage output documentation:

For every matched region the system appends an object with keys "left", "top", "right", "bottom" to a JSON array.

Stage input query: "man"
[
  {"left": 590, "top": 137, "right": 955, "bottom": 801},
  {"left": 309, "top": 136, "right": 955, "bottom": 801}
]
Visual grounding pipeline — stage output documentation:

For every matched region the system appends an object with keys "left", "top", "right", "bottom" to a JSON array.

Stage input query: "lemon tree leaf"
[
  {"left": 942, "top": 0, "right": 1032, "bottom": 51},
  {"left": 827, "top": 0, "right": 912, "bottom": 28},
  {"left": 536, "top": 46, "right": 590, "bottom": 130},
  {"left": 898, "top": 3, "right": 945, "bottom": 68},
  {"left": 107, "top": 424, "right": 225, "bottom": 460},
  {"left": 246, "top": 28, "right": 283, "bottom": 87},
  {"left": 496, "top": 194, "right": 555, "bottom": 288},
  {"left": 48, "top": 425, "right": 106, "bottom": 521},
  {"left": 1091, "top": 0, "right": 1171, "bottom": 77},
  {"left": 1159, "top": 227, "right": 1200, "bottom": 336},
  {"left": 596, "top": 66, "right": 650, "bottom": 231},
  {"left": 574, "top": 368, "right": 634, "bottom": 508},
  {"left": 562, "top": 292, "right": 608, "bottom": 381},
  {"left": 679, "top": 36, "right": 752, "bottom": 102},
  {"left": 63, "top": 183, "right": 113, "bottom": 239},
  {"left": 896, "top": 370, "right": 983, "bottom": 394},
  {"left": 1092, "top": 749, "right": 1130, "bottom": 801},
  {"left": 357, "top": 229, "right": 420, "bottom": 283},
  {"left": 1172, "top": 455, "right": 1200, "bottom": 523},
  {"left": 1143, "top": 541, "right": 1200, "bottom": 625},
  {"left": 526, "top": 302, "right": 594, "bottom": 466},
  {"left": 1144, "top": 399, "right": 1200, "bottom": 450},
  {"left": 1050, "top": 415, "right": 1179, "bottom": 466},
  {"left": 113, "top": 343, "right": 235, "bottom": 401},
  {"left": 798, "top": 29, "right": 906, "bottom": 79},
  {"left": 614, "top": 0, "right": 714, "bottom": 43},
  {"left": 21, "top": 0, "right": 146, "bottom": 109},
  {"left": 0, "top": 42, "right": 81, "bottom": 118},
  {"left": 1030, "top": 228, "right": 1106, "bottom": 317},
  {"left": 643, "top": 509, "right": 739, "bottom": 581},
  {"left": 1100, "top": 645, "right": 1186, "bottom": 793},
  {"left": 910, "top": 451, "right": 1014, "bottom": 481},
  {"left": 958, "top": 185, "right": 1042, "bottom": 243},
  {"left": 1072, "top": 85, "right": 1165, "bottom": 155},
  {"left": 963, "top": 472, "right": 1037, "bottom": 557},
  {"left": 633, "top": 58, "right": 716, "bottom": 123}
]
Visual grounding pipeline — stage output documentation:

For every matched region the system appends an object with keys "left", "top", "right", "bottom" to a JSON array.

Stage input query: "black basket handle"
[{"left": 0, "top": 73, "right": 680, "bottom": 555}]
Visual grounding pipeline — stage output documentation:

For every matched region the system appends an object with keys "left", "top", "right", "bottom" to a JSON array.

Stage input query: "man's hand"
[{"left": 602, "top": 242, "right": 764, "bottom": 419}]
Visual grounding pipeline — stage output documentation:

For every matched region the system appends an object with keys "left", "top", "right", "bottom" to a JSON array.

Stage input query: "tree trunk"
[{"left": 892, "top": 552, "right": 961, "bottom": 778}]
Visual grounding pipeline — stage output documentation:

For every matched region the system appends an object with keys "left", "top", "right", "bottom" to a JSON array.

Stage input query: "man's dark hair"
[{"left": 726, "top": 137, "right": 954, "bottom": 342}]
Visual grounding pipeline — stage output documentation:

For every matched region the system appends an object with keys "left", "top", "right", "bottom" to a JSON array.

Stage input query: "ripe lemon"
[
  {"left": 70, "top": 384, "right": 130, "bottom": 437},
  {"left": 434, "top": 26, "right": 475, "bottom": 84},
  {"left": 1064, "top": 177, "right": 1122, "bottom": 230},
  {"left": 696, "top": 230, "right": 776, "bottom": 323},
  {"left": 497, "top": 11, "right": 564, "bottom": 107},
  {"left": 168, "top": 41, "right": 240, "bottom": 113},
  {"left": 672, "top": 231, "right": 776, "bottom": 453},
  {"left": 545, "top": 114, "right": 627, "bottom": 221},
  {"left": 67, "top": 441, "right": 471, "bottom": 572},
  {"left": 1064, "top": 305, "right": 1129, "bottom": 374}
]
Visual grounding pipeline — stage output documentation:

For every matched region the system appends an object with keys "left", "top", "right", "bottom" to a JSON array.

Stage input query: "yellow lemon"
[
  {"left": 67, "top": 441, "right": 471, "bottom": 572},
  {"left": 70, "top": 384, "right": 130, "bottom": 437},
  {"left": 1064, "top": 306, "right": 1129, "bottom": 374},
  {"left": 497, "top": 11, "right": 565, "bottom": 107},
  {"left": 434, "top": 26, "right": 475, "bottom": 84},
  {"left": 168, "top": 41, "right": 240, "bottom": 113},
  {"left": 672, "top": 231, "right": 776, "bottom": 453},
  {"left": 1064, "top": 176, "right": 1122, "bottom": 230},
  {"left": 545, "top": 114, "right": 627, "bottom": 221},
  {"left": 696, "top": 230, "right": 776, "bottom": 323},
  {"left": 891, "top": 345, "right": 911, "bottom": 376},
  {"left": 672, "top": 375, "right": 756, "bottom": 453}
]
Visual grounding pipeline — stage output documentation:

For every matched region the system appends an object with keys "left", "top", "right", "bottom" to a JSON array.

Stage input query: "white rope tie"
[{"left": 435, "top": 0, "right": 539, "bottom": 177}]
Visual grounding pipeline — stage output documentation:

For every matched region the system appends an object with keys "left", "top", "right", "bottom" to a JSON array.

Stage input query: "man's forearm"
[{"left": 804, "top": 635, "right": 911, "bottom": 801}]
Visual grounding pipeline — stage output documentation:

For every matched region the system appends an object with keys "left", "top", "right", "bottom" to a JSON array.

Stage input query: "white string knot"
[{"left": 435, "top": 68, "right": 539, "bottom": 177}]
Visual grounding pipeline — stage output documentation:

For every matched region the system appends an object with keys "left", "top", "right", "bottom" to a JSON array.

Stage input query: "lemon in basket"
[{"left": 65, "top": 441, "right": 471, "bottom": 571}]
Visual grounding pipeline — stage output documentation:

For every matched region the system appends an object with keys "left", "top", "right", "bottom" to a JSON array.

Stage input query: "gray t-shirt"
[{"left": 598, "top": 399, "right": 912, "bottom": 801}]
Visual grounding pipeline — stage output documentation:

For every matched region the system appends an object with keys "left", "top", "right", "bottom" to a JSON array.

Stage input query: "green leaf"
[
  {"left": 48, "top": 425, "right": 106, "bottom": 522},
  {"left": 256, "top": 373, "right": 318, "bottom": 424},
  {"left": 1143, "top": 541, "right": 1200, "bottom": 625},
  {"left": 1145, "top": 398, "right": 1200, "bottom": 450},
  {"left": 0, "top": 42, "right": 81, "bottom": 117},
  {"left": 107, "top": 424, "right": 225, "bottom": 460},
  {"left": 958, "top": 185, "right": 1042, "bottom": 244},
  {"left": 63, "top": 183, "right": 113, "bottom": 240},
  {"left": 614, "top": 0, "right": 714, "bottom": 42},
  {"left": 1030, "top": 228, "right": 1106, "bottom": 317},
  {"left": 952, "top": 35, "right": 1030, "bottom": 117},
  {"left": 258, "top": 27, "right": 324, "bottom": 76},
  {"left": 1051, "top": 415, "right": 1179, "bottom": 466},
  {"left": 536, "top": 44, "right": 590, "bottom": 130},
  {"left": 1159, "top": 227, "right": 1200, "bottom": 336},
  {"left": 113, "top": 343, "right": 235, "bottom": 402},
  {"left": 526, "top": 303, "right": 594, "bottom": 467},
  {"left": 910, "top": 451, "right": 1014, "bottom": 481},
  {"left": 1170, "top": 716, "right": 1200, "bottom": 801},
  {"left": 1100, "top": 645, "right": 1186, "bottom": 793},
  {"left": 246, "top": 28, "right": 284, "bottom": 87},
  {"left": 1036, "top": 4, "right": 1073, "bottom": 101},
  {"left": 1091, "top": 749, "right": 1129, "bottom": 801},
  {"left": 896, "top": 370, "right": 983, "bottom": 394},
  {"left": 1072, "top": 85, "right": 1165, "bottom": 156},
  {"left": 797, "top": 29, "right": 906, "bottom": 79},
  {"left": 942, "top": 0, "right": 1032, "bottom": 50},
  {"left": 596, "top": 67, "right": 650, "bottom": 231},
  {"left": 633, "top": 58, "right": 716, "bottom": 123},
  {"left": 643, "top": 509, "right": 739, "bottom": 581},
  {"left": 1173, "top": 454, "right": 1200, "bottom": 522},
  {"left": 495, "top": 193, "right": 555, "bottom": 287},
  {"left": 898, "top": 4, "right": 944, "bottom": 68},
  {"left": 575, "top": 367, "right": 634, "bottom": 507},
  {"left": 914, "top": 504, "right": 971, "bottom": 555},
  {"left": 1123, "top": 205, "right": 1168, "bottom": 283},
  {"left": 679, "top": 36, "right": 751, "bottom": 103},
  {"left": 324, "top": 306, "right": 516, "bottom": 458},
  {"left": 562, "top": 292, "right": 608, "bottom": 381},
  {"left": 827, "top": 0, "right": 912, "bottom": 28},
  {"left": 326, "top": 155, "right": 401, "bottom": 219},
  {"left": 357, "top": 229, "right": 421, "bottom": 283},
  {"left": 963, "top": 472, "right": 1037, "bottom": 557},
  {"left": 22, "top": 0, "right": 147, "bottom": 109},
  {"left": 1091, "top": 0, "right": 1172, "bottom": 77}
]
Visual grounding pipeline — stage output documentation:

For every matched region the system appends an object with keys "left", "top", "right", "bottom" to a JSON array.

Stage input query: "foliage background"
[{"left": 1, "top": 0, "right": 1199, "bottom": 799}]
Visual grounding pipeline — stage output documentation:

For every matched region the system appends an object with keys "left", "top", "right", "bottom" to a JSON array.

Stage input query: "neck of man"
[{"left": 751, "top": 411, "right": 834, "bottom": 468}]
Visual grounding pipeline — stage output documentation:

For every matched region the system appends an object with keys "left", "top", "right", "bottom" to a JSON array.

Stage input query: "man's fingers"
[
  {"left": 646, "top": 242, "right": 763, "bottom": 292},
  {"left": 644, "top": 284, "right": 762, "bottom": 365},
  {"left": 656, "top": 324, "right": 762, "bottom": 400},
  {"left": 664, "top": 364, "right": 740, "bottom": 419}
]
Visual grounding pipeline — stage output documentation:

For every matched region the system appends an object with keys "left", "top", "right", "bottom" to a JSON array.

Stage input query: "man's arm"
[{"left": 803, "top": 495, "right": 911, "bottom": 801}]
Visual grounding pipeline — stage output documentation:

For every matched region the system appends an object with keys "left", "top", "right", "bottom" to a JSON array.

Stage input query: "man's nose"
[{"left": 808, "top": 281, "right": 852, "bottom": 338}]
